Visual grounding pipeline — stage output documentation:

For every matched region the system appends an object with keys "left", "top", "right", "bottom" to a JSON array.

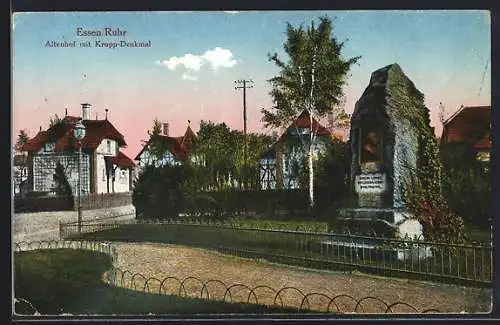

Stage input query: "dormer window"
[
  {"left": 44, "top": 142, "right": 55, "bottom": 152},
  {"left": 107, "top": 140, "right": 111, "bottom": 153}
]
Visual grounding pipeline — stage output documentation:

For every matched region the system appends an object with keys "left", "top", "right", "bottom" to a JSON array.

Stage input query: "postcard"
[{"left": 12, "top": 10, "right": 492, "bottom": 317}]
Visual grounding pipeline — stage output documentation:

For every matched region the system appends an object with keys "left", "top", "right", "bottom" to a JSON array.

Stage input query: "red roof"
[
  {"left": 135, "top": 125, "right": 197, "bottom": 162},
  {"left": 20, "top": 116, "right": 127, "bottom": 152},
  {"left": 442, "top": 106, "right": 491, "bottom": 150},
  {"left": 278, "top": 110, "right": 333, "bottom": 142},
  {"left": 105, "top": 151, "right": 136, "bottom": 168}
]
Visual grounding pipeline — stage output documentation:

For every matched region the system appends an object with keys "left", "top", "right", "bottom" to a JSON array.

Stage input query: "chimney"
[
  {"left": 81, "top": 103, "right": 91, "bottom": 120},
  {"left": 163, "top": 123, "right": 169, "bottom": 136}
]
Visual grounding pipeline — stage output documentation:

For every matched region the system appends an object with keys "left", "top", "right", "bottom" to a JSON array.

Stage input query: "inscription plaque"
[{"left": 355, "top": 173, "right": 386, "bottom": 193}]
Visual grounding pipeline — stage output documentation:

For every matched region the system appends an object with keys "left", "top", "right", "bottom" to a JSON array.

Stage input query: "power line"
[{"left": 478, "top": 57, "right": 489, "bottom": 98}]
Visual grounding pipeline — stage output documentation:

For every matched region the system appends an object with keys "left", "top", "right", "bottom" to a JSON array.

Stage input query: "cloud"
[
  {"left": 182, "top": 73, "right": 198, "bottom": 81},
  {"left": 157, "top": 47, "right": 238, "bottom": 76},
  {"left": 202, "top": 47, "right": 238, "bottom": 70},
  {"left": 157, "top": 53, "right": 203, "bottom": 71}
]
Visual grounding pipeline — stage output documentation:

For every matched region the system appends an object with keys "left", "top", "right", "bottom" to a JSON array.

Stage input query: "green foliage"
[
  {"left": 49, "top": 114, "right": 63, "bottom": 127},
  {"left": 144, "top": 118, "right": 168, "bottom": 164},
  {"left": 14, "top": 249, "right": 112, "bottom": 314},
  {"left": 182, "top": 189, "right": 310, "bottom": 219},
  {"left": 441, "top": 143, "right": 491, "bottom": 227},
  {"left": 262, "top": 16, "right": 360, "bottom": 128},
  {"left": 262, "top": 16, "right": 359, "bottom": 207},
  {"left": 53, "top": 162, "right": 74, "bottom": 207},
  {"left": 401, "top": 136, "right": 465, "bottom": 242},
  {"left": 15, "top": 129, "right": 29, "bottom": 150},
  {"left": 190, "top": 121, "right": 273, "bottom": 191},
  {"left": 313, "top": 140, "right": 349, "bottom": 206},
  {"left": 132, "top": 164, "right": 194, "bottom": 219},
  {"left": 297, "top": 139, "right": 349, "bottom": 208}
]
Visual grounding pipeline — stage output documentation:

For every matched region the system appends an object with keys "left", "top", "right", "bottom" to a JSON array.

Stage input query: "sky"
[{"left": 12, "top": 10, "right": 491, "bottom": 159}]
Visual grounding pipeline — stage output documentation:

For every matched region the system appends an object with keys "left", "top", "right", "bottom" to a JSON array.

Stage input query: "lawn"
[{"left": 13, "top": 249, "right": 318, "bottom": 315}]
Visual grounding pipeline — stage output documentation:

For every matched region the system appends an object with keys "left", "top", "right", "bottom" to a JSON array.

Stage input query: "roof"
[
  {"left": 20, "top": 116, "right": 127, "bottom": 152},
  {"left": 259, "top": 110, "right": 336, "bottom": 159},
  {"left": 441, "top": 105, "right": 491, "bottom": 150},
  {"left": 278, "top": 110, "right": 333, "bottom": 142},
  {"left": 180, "top": 125, "right": 197, "bottom": 151},
  {"left": 135, "top": 125, "right": 197, "bottom": 162},
  {"left": 104, "top": 151, "right": 136, "bottom": 168}
]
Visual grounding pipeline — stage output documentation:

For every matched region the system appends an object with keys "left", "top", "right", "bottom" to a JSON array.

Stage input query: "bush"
[
  {"left": 441, "top": 143, "right": 491, "bottom": 228},
  {"left": 133, "top": 164, "right": 194, "bottom": 219}
]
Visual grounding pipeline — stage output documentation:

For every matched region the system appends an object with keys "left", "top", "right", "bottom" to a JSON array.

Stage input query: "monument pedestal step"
[{"left": 314, "top": 239, "right": 432, "bottom": 262}]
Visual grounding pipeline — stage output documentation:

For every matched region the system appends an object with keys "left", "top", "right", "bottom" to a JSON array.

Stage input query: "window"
[
  {"left": 44, "top": 142, "right": 55, "bottom": 152},
  {"left": 107, "top": 140, "right": 111, "bottom": 153},
  {"left": 102, "top": 167, "right": 106, "bottom": 181}
]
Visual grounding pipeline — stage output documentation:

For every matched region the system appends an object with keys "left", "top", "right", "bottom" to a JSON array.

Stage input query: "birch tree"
[{"left": 262, "top": 16, "right": 359, "bottom": 207}]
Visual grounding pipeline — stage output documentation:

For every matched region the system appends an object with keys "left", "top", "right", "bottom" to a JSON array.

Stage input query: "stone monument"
[{"left": 338, "top": 63, "right": 426, "bottom": 240}]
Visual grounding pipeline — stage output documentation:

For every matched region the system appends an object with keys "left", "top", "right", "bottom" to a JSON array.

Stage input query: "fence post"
[{"left": 59, "top": 221, "right": 63, "bottom": 240}]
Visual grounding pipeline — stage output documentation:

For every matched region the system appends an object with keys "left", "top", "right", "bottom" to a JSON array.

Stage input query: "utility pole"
[
  {"left": 438, "top": 102, "right": 445, "bottom": 125},
  {"left": 234, "top": 79, "right": 253, "bottom": 189}
]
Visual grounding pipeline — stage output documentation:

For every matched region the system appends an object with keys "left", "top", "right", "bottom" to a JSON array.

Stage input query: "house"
[
  {"left": 440, "top": 105, "right": 491, "bottom": 163},
  {"left": 259, "top": 110, "right": 343, "bottom": 190},
  {"left": 20, "top": 103, "right": 136, "bottom": 197},
  {"left": 134, "top": 121, "right": 197, "bottom": 172}
]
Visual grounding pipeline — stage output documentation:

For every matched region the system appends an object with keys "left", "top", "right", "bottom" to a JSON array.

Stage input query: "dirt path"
[{"left": 111, "top": 242, "right": 491, "bottom": 314}]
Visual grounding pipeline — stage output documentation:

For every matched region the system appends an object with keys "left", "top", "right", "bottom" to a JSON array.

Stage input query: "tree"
[
  {"left": 142, "top": 118, "right": 168, "bottom": 166},
  {"left": 441, "top": 143, "right": 491, "bottom": 228},
  {"left": 15, "top": 129, "right": 29, "bottom": 150},
  {"left": 261, "top": 16, "right": 360, "bottom": 207},
  {"left": 133, "top": 164, "right": 193, "bottom": 219},
  {"left": 193, "top": 121, "right": 235, "bottom": 190},
  {"left": 49, "top": 114, "right": 63, "bottom": 127},
  {"left": 53, "top": 162, "right": 74, "bottom": 209},
  {"left": 188, "top": 121, "right": 273, "bottom": 191}
]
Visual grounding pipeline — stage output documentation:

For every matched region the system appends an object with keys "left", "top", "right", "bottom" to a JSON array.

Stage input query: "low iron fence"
[
  {"left": 14, "top": 240, "right": 118, "bottom": 263},
  {"left": 102, "top": 267, "right": 440, "bottom": 314},
  {"left": 59, "top": 220, "right": 493, "bottom": 287},
  {"left": 13, "top": 240, "right": 441, "bottom": 314},
  {"left": 58, "top": 212, "right": 136, "bottom": 239},
  {"left": 14, "top": 297, "right": 40, "bottom": 315},
  {"left": 14, "top": 192, "right": 133, "bottom": 213}
]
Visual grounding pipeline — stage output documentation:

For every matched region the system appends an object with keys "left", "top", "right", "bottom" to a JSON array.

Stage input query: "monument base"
[
  {"left": 322, "top": 208, "right": 431, "bottom": 262},
  {"left": 312, "top": 239, "right": 432, "bottom": 262},
  {"left": 335, "top": 207, "right": 424, "bottom": 240}
]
